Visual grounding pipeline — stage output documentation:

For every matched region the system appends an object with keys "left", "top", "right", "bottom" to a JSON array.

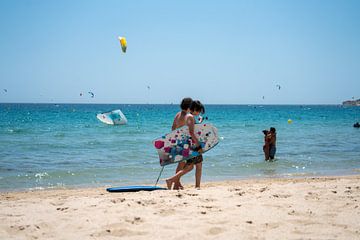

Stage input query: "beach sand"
[{"left": 1, "top": 176, "right": 359, "bottom": 239}]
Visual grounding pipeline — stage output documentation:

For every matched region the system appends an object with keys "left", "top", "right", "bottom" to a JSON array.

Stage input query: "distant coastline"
[{"left": 342, "top": 99, "right": 360, "bottom": 106}]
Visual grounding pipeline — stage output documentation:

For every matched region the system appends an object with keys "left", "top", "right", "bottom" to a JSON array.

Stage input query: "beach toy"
[
  {"left": 96, "top": 109, "right": 127, "bottom": 125},
  {"left": 287, "top": 119, "right": 293, "bottom": 124}
]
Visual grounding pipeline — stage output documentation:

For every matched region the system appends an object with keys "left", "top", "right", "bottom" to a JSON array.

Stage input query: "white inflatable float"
[{"left": 96, "top": 109, "right": 127, "bottom": 125}]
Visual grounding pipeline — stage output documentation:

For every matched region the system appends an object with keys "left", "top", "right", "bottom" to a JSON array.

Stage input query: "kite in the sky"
[
  {"left": 118, "top": 36, "right": 127, "bottom": 53},
  {"left": 276, "top": 84, "right": 281, "bottom": 90},
  {"left": 3, "top": 89, "right": 7, "bottom": 93},
  {"left": 147, "top": 85, "right": 151, "bottom": 90},
  {"left": 88, "top": 92, "right": 95, "bottom": 98}
]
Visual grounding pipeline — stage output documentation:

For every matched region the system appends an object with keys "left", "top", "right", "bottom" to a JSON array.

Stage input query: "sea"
[{"left": 0, "top": 103, "right": 359, "bottom": 191}]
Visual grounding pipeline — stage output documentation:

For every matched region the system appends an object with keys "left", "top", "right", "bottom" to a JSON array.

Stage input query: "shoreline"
[
  {"left": 2, "top": 173, "right": 360, "bottom": 192},
  {"left": 1, "top": 175, "right": 359, "bottom": 239},
  {"left": 2, "top": 171, "right": 360, "bottom": 193}
]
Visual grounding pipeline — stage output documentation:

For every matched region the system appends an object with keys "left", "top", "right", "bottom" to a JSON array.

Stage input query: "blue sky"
[{"left": 0, "top": 0, "right": 359, "bottom": 104}]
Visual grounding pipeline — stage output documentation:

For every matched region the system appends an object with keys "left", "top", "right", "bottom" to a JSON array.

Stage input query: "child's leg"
[
  {"left": 166, "top": 163, "right": 194, "bottom": 189},
  {"left": 175, "top": 161, "right": 186, "bottom": 189},
  {"left": 195, "top": 162, "right": 202, "bottom": 188},
  {"left": 176, "top": 162, "right": 186, "bottom": 173}
]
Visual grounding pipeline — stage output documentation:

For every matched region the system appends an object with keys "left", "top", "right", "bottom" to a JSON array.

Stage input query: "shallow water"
[{"left": 0, "top": 103, "right": 359, "bottom": 191}]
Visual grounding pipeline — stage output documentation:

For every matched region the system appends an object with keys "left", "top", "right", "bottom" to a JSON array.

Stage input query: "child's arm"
[
  {"left": 187, "top": 115, "right": 200, "bottom": 147},
  {"left": 171, "top": 113, "right": 178, "bottom": 131}
]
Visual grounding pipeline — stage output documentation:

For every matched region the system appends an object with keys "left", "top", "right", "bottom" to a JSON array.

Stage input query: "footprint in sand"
[
  {"left": 92, "top": 223, "right": 147, "bottom": 237},
  {"left": 136, "top": 201, "right": 145, "bottom": 206},
  {"left": 175, "top": 193, "right": 183, "bottom": 198},
  {"left": 157, "top": 208, "right": 176, "bottom": 217},
  {"left": 237, "top": 192, "right": 246, "bottom": 196},
  {"left": 259, "top": 187, "right": 268, "bottom": 192},
  {"left": 6, "top": 214, "right": 24, "bottom": 217},
  {"left": 110, "top": 198, "right": 126, "bottom": 204},
  {"left": 56, "top": 207, "right": 69, "bottom": 211},
  {"left": 142, "top": 199, "right": 157, "bottom": 205},
  {"left": 228, "top": 188, "right": 242, "bottom": 192},
  {"left": 288, "top": 210, "right": 296, "bottom": 215},
  {"left": 305, "top": 192, "right": 319, "bottom": 200},
  {"left": 199, "top": 198, "right": 216, "bottom": 203},
  {"left": 200, "top": 205, "right": 214, "bottom": 209},
  {"left": 185, "top": 193, "right": 199, "bottom": 197},
  {"left": 125, "top": 216, "right": 144, "bottom": 225},
  {"left": 264, "top": 222, "right": 279, "bottom": 229},
  {"left": 272, "top": 194, "right": 291, "bottom": 198},
  {"left": 50, "top": 201, "right": 66, "bottom": 206},
  {"left": 206, "top": 227, "right": 224, "bottom": 235}
]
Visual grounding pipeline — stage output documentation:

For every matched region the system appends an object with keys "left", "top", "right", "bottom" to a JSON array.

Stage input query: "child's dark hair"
[
  {"left": 190, "top": 100, "right": 205, "bottom": 114},
  {"left": 180, "top": 97, "right": 193, "bottom": 110},
  {"left": 270, "top": 127, "right": 276, "bottom": 133}
]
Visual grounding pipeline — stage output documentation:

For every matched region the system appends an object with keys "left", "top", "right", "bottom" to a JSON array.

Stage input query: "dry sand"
[{"left": 1, "top": 176, "right": 360, "bottom": 239}]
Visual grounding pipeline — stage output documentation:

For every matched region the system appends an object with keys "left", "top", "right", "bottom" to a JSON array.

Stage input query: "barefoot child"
[
  {"left": 166, "top": 100, "right": 205, "bottom": 190},
  {"left": 171, "top": 97, "right": 193, "bottom": 189}
]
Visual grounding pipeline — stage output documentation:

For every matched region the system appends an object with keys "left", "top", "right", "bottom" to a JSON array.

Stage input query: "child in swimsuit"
[
  {"left": 166, "top": 100, "right": 205, "bottom": 190},
  {"left": 171, "top": 97, "right": 193, "bottom": 189}
]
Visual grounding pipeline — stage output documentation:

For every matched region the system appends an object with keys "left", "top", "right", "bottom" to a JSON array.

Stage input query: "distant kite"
[
  {"left": 262, "top": 96, "right": 265, "bottom": 100},
  {"left": 80, "top": 93, "right": 83, "bottom": 96},
  {"left": 276, "top": 84, "right": 281, "bottom": 90},
  {"left": 147, "top": 85, "right": 151, "bottom": 90},
  {"left": 118, "top": 36, "right": 127, "bottom": 53},
  {"left": 3, "top": 89, "right": 7, "bottom": 93},
  {"left": 88, "top": 92, "right": 95, "bottom": 98}
]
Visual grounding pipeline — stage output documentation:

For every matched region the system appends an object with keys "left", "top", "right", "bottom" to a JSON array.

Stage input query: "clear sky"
[{"left": 0, "top": 0, "right": 359, "bottom": 104}]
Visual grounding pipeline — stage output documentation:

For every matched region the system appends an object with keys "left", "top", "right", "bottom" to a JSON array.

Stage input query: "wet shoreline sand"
[{"left": 1, "top": 175, "right": 360, "bottom": 239}]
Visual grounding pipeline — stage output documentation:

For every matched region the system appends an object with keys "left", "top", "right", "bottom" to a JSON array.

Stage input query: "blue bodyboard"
[{"left": 106, "top": 186, "right": 167, "bottom": 192}]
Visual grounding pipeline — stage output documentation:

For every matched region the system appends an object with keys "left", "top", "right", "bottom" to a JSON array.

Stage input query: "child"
[
  {"left": 166, "top": 100, "right": 205, "bottom": 190},
  {"left": 171, "top": 97, "right": 193, "bottom": 189}
]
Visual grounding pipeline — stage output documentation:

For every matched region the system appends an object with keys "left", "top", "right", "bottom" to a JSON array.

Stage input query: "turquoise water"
[{"left": 0, "top": 103, "right": 359, "bottom": 191}]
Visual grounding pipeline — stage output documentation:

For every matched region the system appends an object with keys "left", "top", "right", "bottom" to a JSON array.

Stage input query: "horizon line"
[{"left": 0, "top": 102, "right": 346, "bottom": 106}]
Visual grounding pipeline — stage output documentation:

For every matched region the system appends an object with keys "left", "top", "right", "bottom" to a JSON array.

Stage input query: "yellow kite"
[{"left": 118, "top": 36, "right": 127, "bottom": 53}]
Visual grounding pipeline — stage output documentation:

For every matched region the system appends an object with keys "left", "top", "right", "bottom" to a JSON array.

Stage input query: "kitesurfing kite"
[
  {"left": 88, "top": 91, "right": 95, "bottom": 98},
  {"left": 276, "top": 84, "right": 281, "bottom": 90},
  {"left": 118, "top": 36, "right": 127, "bottom": 53},
  {"left": 3, "top": 89, "right": 7, "bottom": 93}
]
